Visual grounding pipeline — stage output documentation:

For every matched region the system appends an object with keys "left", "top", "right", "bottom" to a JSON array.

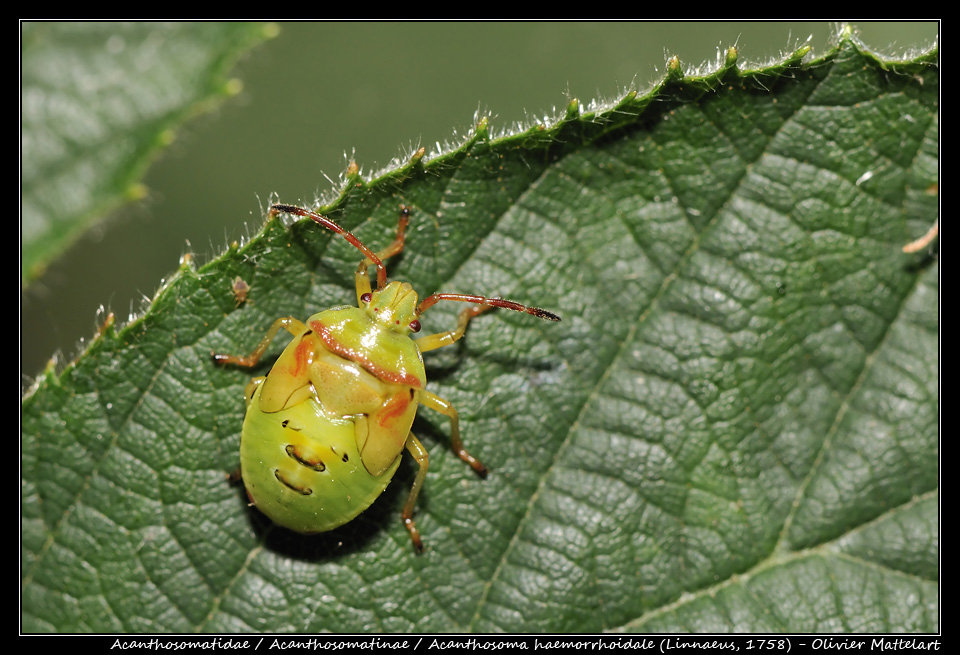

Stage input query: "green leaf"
[
  {"left": 21, "top": 34, "right": 938, "bottom": 633},
  {"left": 20, "top": 22, "right": 274, "bottom": 286}
]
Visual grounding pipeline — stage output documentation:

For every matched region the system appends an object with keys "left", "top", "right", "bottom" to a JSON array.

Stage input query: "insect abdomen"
[{"left": 240, "top": 386, "right": 400, "bottom": 534}]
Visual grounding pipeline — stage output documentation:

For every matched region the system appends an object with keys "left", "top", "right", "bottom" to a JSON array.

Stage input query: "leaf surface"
[{"left": 21, "top": 35, "right": 938, "bottom": 633}]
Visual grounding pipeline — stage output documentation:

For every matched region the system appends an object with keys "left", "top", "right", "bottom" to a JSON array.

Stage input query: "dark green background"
[{"left": 21, "top": 22, "right": 938, "bottom": 380}]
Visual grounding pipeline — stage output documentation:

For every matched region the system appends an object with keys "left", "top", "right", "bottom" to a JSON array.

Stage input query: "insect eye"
[
  {"left": 408, "top": 319, "right": 421, "bottom": 333},
  {"left": 360, "top": 293, "right": 372, "bottom": 303}
]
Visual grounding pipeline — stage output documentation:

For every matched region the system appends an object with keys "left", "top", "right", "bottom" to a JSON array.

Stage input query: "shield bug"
[{"left": 213, "top": 203, "right": 559, "bottom": 552}]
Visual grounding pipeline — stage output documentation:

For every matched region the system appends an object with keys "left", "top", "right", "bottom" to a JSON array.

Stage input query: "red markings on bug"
[
  {"left": 310, "top": 320, "right": 422, "bottom": 388},
  {"left": 378, "top": 392, "right": 410, "bottom": 428},
  {"left": 290, "top": 338, "right": 313, "bottom": 377}
]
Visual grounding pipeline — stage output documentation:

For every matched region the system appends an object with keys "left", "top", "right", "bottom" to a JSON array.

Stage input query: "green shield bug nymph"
[{"left": 213, "top": 204, "right": 560, "bottom": 552}]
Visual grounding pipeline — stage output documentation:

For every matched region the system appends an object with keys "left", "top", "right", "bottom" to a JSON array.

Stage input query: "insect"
[
  {"left": 231, "top": 276, "right": 251, "bottom": 306},
  {"left": 213, "top": 203, "right": 559, "bottom": 552}
]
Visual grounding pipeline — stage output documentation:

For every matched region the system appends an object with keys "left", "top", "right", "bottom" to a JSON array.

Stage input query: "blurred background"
[{"left": 21, "top": 21, "right": 939, "bottom": 381}]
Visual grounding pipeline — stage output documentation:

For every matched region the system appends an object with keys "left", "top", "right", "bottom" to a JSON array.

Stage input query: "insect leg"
[
  {"left": 419, "top": 390, "right": 487, "bottom": 477},
  {"left": 355, "top": 206, "right": 411, "bottom": 303},
  {"left": 212, "top": 317, "right": 307, "bottom": 367},
  {"left": 414, "top": 304, "right": 494, "bottom": 353},
  {"left": 402, "top": 433, "right": 429, "bottom": 553}
]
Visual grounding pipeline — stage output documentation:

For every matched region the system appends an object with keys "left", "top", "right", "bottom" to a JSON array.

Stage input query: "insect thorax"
[{"left": 307, "top": 306, "right": 427, "bottom": 389}]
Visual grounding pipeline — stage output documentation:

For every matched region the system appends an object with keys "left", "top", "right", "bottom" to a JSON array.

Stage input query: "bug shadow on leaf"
[
  {"left": 425, "top": 344, "right": 563, "bottom": 388},
  {"left": 253, "top": 507, "right": 387, "bottom": 561},
  {"left": 903, "top": 248, "right": 938, "bottom": 274},
  {"left": 421, "top": 347, "right": 472, "bottom": 384}
]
